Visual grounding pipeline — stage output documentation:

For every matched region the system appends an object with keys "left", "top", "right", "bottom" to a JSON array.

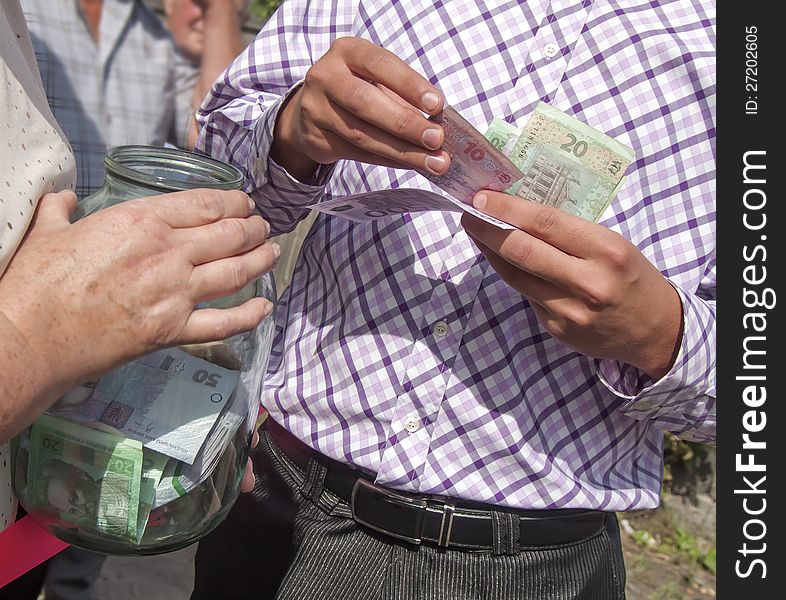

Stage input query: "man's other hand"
[{"left": 462, "top": 191, "right": 683, "bottom": 380}]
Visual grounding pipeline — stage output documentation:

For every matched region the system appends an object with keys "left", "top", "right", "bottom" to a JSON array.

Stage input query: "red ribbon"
[{"left": 0, "top": 515, "right": 68, "bottom": 588}]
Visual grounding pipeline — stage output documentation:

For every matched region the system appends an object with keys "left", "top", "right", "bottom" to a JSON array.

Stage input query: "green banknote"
[
  {"left": 485, "top": 118, "right": 519, "bottom": 155},
  {"left": 136, "top": 449, "right": 169, "bottom": 542},
  {"left": 486, "top": 102, "right": 635, "bottom": 222},
  {"left": 28, "top": 414, "right": 143, "bottom": 540}
]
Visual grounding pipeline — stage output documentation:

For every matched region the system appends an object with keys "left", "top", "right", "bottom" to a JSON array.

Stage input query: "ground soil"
[{"left": 621, "top": 492, "right": 716, "bottom": 599}]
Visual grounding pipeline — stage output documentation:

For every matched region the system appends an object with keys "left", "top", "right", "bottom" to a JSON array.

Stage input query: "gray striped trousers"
[{"left": 191, "top": 427, "right": 627, "bottom": 600}]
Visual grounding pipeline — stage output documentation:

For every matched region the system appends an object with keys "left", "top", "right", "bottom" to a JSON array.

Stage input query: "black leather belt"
[{"left": 266, "top": 419, "right": 607, "bottom": 550}]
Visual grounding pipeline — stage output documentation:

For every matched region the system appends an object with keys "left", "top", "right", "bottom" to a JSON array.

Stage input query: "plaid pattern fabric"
[
  {"left": 198, "top": 0, "right": 716, "bottom": 511},
  {"left": 21, "top": 0, "right": 196, "bottom": 198}
]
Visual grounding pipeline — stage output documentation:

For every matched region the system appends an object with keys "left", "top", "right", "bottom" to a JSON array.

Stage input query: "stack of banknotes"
[
  {"left": 19, "top": 342, "right": 253, "bottom": 543},
  {"left": 310, "top": 101, "right": 635, "bottom": 226}
]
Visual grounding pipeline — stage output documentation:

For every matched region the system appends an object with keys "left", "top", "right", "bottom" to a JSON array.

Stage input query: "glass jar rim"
[{"left": 104, "top": 145, "right": 245, "bottom": 192}]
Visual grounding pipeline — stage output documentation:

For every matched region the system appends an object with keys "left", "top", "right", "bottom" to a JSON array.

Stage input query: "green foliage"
[
  {"left": 701, "top": 547, "right": 716, "bottom": 574},
  {"left": 651, "top": 581, "right": 682, "bottom": 600},
  {"left": 630, "top": 529, "right": 657, "bottom": 548},
  {"left": 630, "top": 523, "right": 716, "bottom": 576},
  {"left": 249, "top": 0, "right": 283, "bottom": 21},
  {"left": 669, "top": 527, "right": 717, "bottom": 575}
]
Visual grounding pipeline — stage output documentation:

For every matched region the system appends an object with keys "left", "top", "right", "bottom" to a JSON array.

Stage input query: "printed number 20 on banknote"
[{"left": 505, "top": 102, "right": 635, "bottom": 222}]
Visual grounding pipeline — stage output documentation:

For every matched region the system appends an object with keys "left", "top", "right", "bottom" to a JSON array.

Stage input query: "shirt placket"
[
  {"left": 375, "top": 234, "right": 487, "bottom": 490},
  {"left": 505, "top": 0, "right": 594, "bottom": 123}
]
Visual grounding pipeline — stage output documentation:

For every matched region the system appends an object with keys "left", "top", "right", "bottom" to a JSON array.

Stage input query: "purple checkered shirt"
[{"left": 197, "top": 0, "right": 716, "bottom": 511}]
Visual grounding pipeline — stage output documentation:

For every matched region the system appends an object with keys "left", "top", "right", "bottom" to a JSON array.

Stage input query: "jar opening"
[{"left": 104, "top": 146, "right": 244, "bottom": 192}]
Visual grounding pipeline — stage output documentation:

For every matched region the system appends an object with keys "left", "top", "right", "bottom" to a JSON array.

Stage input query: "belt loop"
[
  {"left": 437, "top": 503, "right": 456, "bottom": 547},
  {"left": 491, "top": 511, "right": 519, "bottom": 556},
  {"left": 300, "top": 458, "right": 328, "bottom": 502}
]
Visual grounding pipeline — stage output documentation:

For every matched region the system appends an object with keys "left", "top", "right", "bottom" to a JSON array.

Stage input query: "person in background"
[
  {"left": 164, "top": 0, "right": 251, "bottom": 150},
  {"left": 19, "top": 0, "right": 248, "bottom": 198},
  {"left": 189, "top": 1, "right": 715, "bottom": 599}
]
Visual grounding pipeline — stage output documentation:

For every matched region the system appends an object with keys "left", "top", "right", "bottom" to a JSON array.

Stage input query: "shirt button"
[
  {"left": 433, "top": 320, "right": 449, "bottom": 337},
  {"left": 404, "top": 416, "right": 420, "bottom": 433},
  {"left": 543, "top": 43, "right": 559, "bottom": 58}
]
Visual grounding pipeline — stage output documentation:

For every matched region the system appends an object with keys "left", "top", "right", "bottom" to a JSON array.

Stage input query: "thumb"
[{"left": 30, "top": 190, "right": 79, "bottom": 232}]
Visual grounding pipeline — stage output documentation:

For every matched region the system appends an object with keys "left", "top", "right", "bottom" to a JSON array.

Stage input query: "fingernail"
[
  {"left": 421, "top": 128, "right": 442, "bottom": 150},
  {"left": 271, "top": 242, "right": 281, "bottom": 259},
  {"left": 421, "top": 91, "right": 440, "bottom": 112},
  {"left": 262, "top": 301, "right": 274, "bottom": 318},
  {"left": 474, "top": 193, "right": 487, "bottom": 210},
  {"left": 425, "top": 154, "right": 446, "bottom": 174},
  {"left": 264, "top": 220, "right": 271, "bottom": 238},
  {"left": 248, "top": 198, "right": 255, "bottom": 212}
]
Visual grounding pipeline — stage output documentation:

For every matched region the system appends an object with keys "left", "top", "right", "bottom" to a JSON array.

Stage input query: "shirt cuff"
[
  {"left": 595, "top": 281, "right": 716, "bottom": 420},
  {"left": 249, "top": 81, "right": 337, "bottom": 200}
]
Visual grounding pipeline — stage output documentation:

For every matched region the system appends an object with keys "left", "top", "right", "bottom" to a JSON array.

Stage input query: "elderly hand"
[
  {"left": 461, "top": 191, "right": 683, "bottom": 380},
  {"left": 0, "top": 188, "right": 278, "bottom": 426},
  {"left": 271, "top": 36, "right": 451, "bottom": 181}
]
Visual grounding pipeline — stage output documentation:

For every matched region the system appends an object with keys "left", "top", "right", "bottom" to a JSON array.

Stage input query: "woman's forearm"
[{"left": 0, "top": 308, "right": 56, "bottom": 443}]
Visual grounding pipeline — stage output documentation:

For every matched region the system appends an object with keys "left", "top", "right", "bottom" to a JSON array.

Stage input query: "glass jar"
[{"left": 12, "top": 146, "right": 276, "bottom": 555}]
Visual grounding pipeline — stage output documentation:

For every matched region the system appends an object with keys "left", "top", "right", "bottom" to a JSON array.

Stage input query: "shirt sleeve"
[
  {"left": 596, "top": 256, "right": 716, "bottom": 444},
  {"left": 195, "top": 1, "right": 355, "bottom": 236}
]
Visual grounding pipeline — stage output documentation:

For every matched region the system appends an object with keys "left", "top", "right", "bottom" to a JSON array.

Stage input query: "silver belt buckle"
[{"left": 351, "top": 478, "right": 427, "bottom": 545}]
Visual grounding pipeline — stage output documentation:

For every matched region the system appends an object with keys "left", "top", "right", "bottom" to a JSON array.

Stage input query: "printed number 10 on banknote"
[{"left": 424, "top": 106, "right": 524, "bottom": 204}]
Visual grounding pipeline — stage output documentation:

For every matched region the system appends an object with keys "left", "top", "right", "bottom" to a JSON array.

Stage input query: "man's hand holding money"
[
  {"left": 462, "top": 192, "right": 683, "bottom": 380},
  {"left": 270, "top": 36, "right": 451, "bottom": 182}
]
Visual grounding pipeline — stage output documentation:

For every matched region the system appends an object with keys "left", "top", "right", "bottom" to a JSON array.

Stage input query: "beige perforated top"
[{"left": 1, "top": 0, "right": 76, "bottom": 531}]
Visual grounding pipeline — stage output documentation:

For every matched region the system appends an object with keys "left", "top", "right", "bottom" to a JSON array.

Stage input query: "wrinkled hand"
[
  {"left": 271, "top": 36, "right": 451, "bottom": 181},
  {"left": 461, "top": 192, "right": 683, "bottom": 379},
  {"left": 0, "top": 189, "right": 279, "bottom": 397}
]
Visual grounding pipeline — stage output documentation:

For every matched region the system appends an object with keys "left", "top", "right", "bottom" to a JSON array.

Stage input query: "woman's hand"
[{"left": 0, "top": 188, "right": 279, "bottom": 439}]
